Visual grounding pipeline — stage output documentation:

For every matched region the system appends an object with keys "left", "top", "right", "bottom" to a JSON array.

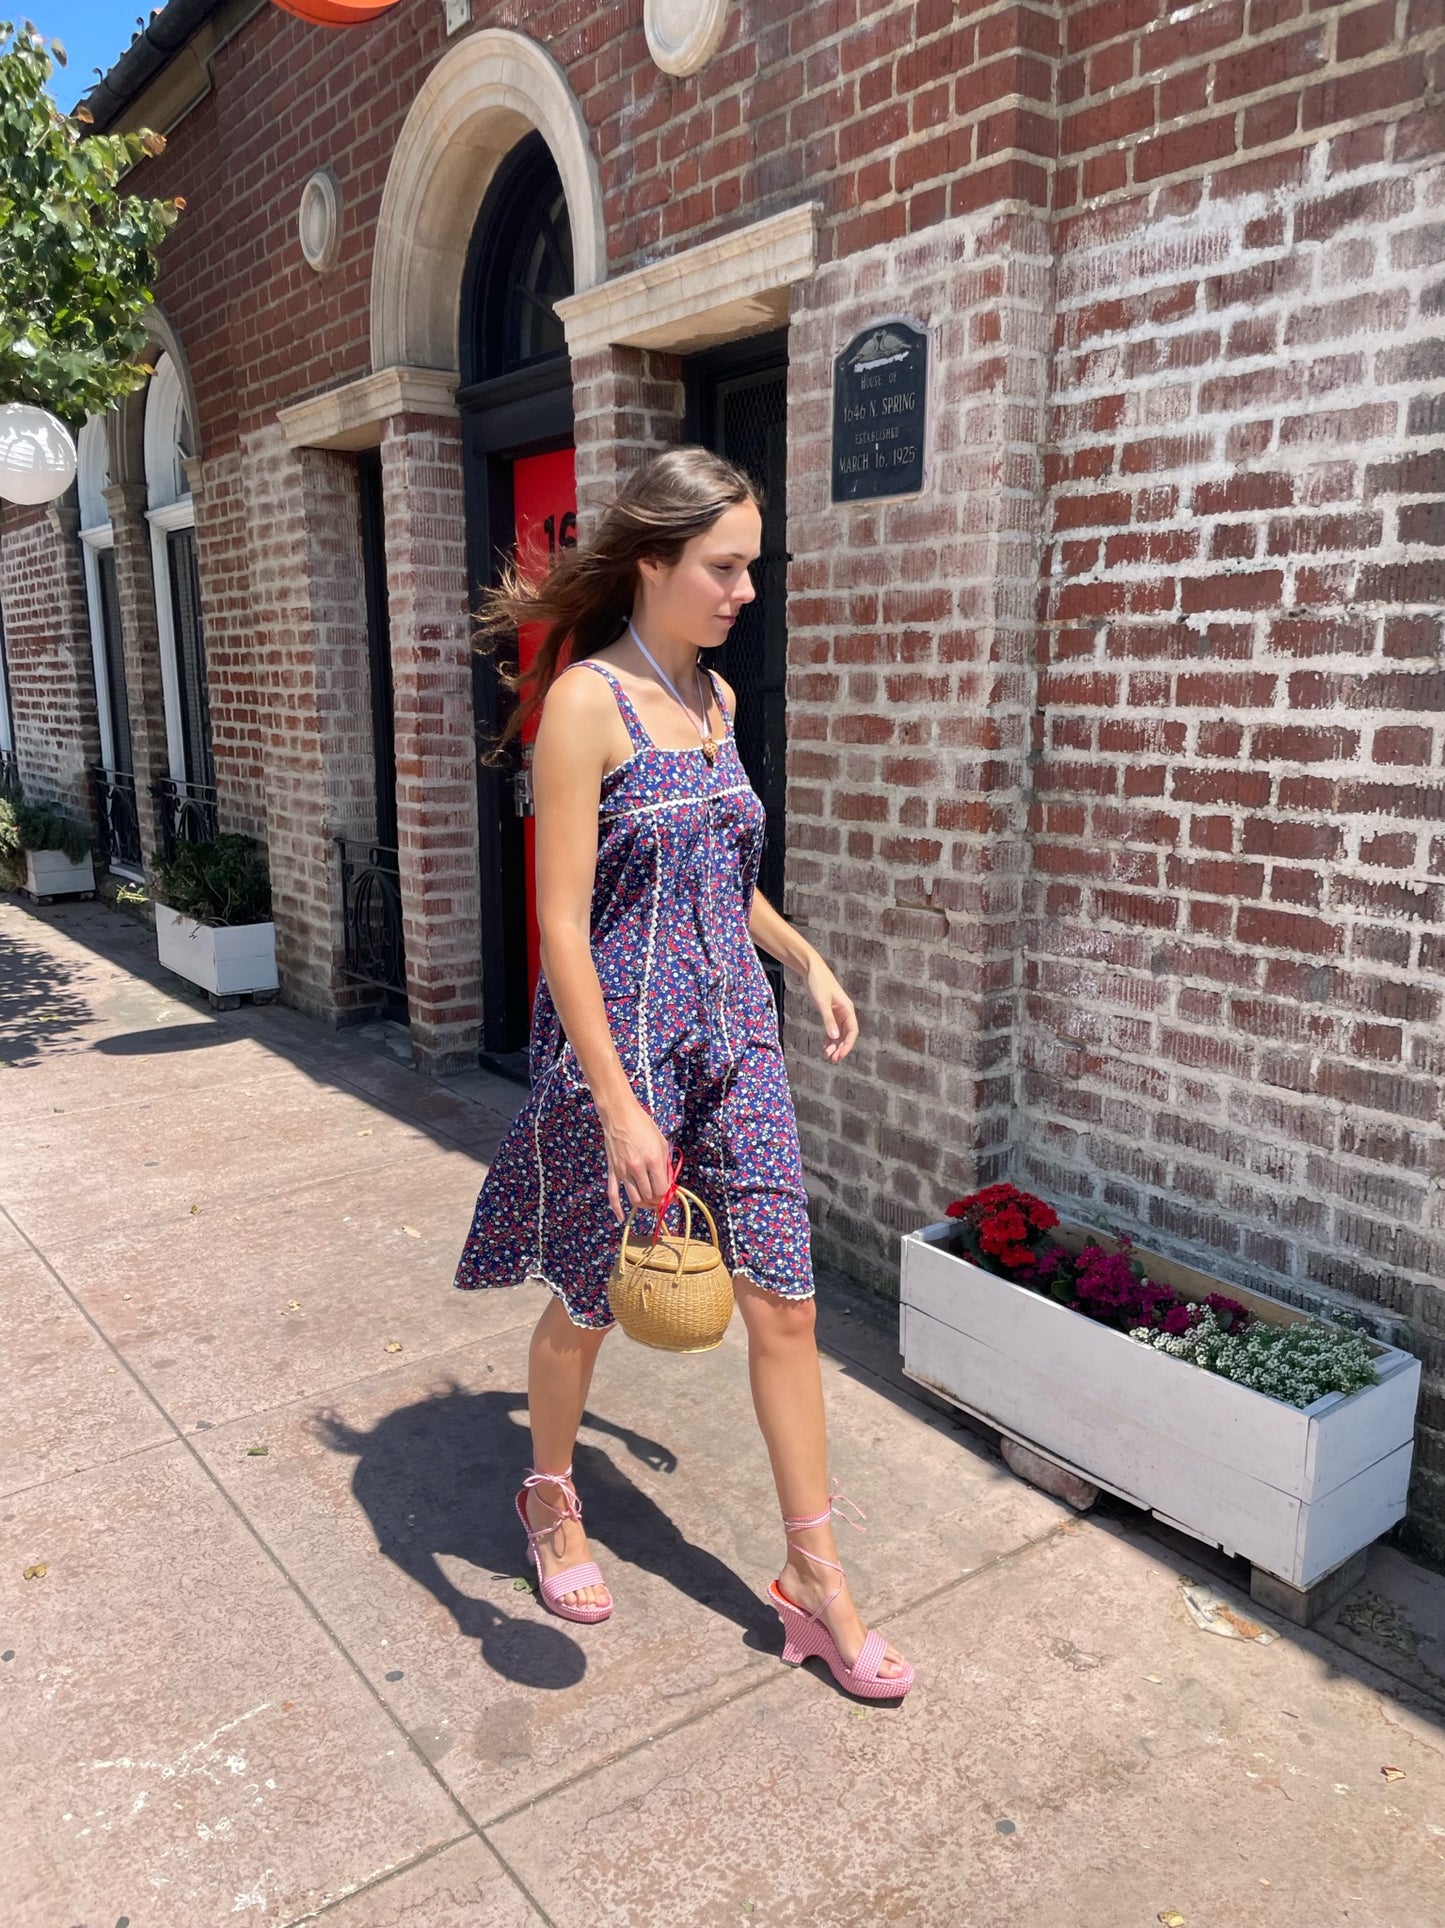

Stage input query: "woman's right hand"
[{"left": 600, "top": 1098, "right": 675, "bottom": 1222}]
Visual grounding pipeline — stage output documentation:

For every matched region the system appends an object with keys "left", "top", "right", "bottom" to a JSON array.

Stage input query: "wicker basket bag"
[{"left": 608, "top": 1164, "right": 734, "bottom": 1353}]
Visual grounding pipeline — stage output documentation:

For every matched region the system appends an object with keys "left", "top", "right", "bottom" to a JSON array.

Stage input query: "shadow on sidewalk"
[{"left": 314, "top": 1384, "right": 779, "bottom": 1689}]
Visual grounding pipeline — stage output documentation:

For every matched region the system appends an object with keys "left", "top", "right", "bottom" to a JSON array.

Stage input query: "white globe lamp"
[{"left": 0, "top": 402, "right": 79, "bottom": 506}]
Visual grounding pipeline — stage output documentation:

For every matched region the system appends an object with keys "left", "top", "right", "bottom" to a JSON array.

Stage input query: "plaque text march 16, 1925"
[{"left": 831, "top": 321, "right": 928, "bottom": 503}]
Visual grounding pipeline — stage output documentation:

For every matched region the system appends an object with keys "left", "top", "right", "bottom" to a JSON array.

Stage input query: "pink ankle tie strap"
[
  {"left": 780, "top": 1478, "right": 866, "bottom": 1624},
  {"left": 520, "top": 1466, "right": 583, "bottom": 1557},
  {"left": 781, "top": 1476, "right": 867, "bottom": 1538}
]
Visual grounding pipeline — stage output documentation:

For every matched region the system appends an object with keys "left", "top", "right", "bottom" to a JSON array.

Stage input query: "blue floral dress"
[{"left": 453, "top": 658, "right": 815, "bottom": 1328}]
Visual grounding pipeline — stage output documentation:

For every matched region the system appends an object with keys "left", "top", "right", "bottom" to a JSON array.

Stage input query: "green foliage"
[
  {"left": 0, "top": 23, "right": 182, "bottom": 420},
  {"left": 152, "top": 834, "right": 273, "bottom": 927},
  {"left": 0, "top": 787, "right": 90, "bottom": 862}
]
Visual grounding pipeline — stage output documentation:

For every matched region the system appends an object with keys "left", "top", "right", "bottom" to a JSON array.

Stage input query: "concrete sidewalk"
[{"left": 3, "top": 894, "right": 1444, "bottom": 1928}]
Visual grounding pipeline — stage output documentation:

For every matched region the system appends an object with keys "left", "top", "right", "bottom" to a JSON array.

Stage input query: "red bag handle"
[{"left": 647, "top": 1148, "right": 685, "bottom": 1247}]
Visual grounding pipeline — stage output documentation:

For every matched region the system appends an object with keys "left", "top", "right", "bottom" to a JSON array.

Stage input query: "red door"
[{"left": 510, "top": 448, "right": 577, "bottom": 1014}]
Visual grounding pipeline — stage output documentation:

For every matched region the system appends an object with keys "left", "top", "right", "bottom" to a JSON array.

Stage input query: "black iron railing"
[
  {"left": 336, "top": 839, "right": 407, "bottom": 995},
  {"left": 152, "top": 775, "right": 219, "bottom": 863},
  {"left": 0, "top": 747, "right": 18, "bottom": 797},
  {"left": 90, "top": 766, "right": 144, "bottom": 871}
]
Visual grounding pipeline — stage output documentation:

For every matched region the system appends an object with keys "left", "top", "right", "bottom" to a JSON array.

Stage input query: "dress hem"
[
  {"left": 454, "top": 1262, "right": 618, "bottom": 1333},
  {"left": 731, "top": 1265, "right": 815, "bottom": 1305}
]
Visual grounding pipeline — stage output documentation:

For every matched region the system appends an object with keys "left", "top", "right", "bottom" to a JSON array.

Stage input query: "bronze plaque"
[{"left": 831, "top": 322, "right": 927, "bottom": 502}]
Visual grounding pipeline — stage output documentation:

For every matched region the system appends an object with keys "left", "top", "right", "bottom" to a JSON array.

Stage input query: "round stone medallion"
[
  {"left": 298, "top": 169, "right": 342, "bottom": 273},
  {"left": 645, "top": 0, "right": 731, "bottom": 77}
]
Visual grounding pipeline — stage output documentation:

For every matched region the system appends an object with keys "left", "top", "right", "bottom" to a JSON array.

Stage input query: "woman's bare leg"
[
  {"left": 525, "top": 1293, "right": 612, "bottom": 1610},
  {"left": 732, "top": 1275, "right": 906, "bottom": 1678}
]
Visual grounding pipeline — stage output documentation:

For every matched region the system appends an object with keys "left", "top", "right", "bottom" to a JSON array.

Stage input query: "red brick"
[
  {"left": 1215, "top": 26, "right": 1327, "bottom": 102},
  {"left": 1237, "top": 907, "right": 1344, "bottom": 955},
  {"left": 1180, "top": 572, "right": 1285, "bottom": 613},
  {"left": 1337, "top": 0, "right": 1402, "bottom": 60},
  {"left": 1302, "top": 56, "right": 1427, "bottom": 130},
  {"left": 1133, "top": 114, "right": 1237, "bottom": 182},
  {"left": 1138, "top": 0, "right": 1245, "bottom": 74}
]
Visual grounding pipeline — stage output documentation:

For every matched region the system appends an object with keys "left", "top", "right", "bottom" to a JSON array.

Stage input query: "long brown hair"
[{"left": 475, "top": 445, "right": 762, "bottom": 763}]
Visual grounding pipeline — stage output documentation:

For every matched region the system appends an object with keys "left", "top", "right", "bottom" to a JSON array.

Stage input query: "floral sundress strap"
[
  {"left": 700, "top": 663, "right": 734, "bottom": 737},
  {"left": 567, "top": 657, "right": 652, "bottom": 752}
]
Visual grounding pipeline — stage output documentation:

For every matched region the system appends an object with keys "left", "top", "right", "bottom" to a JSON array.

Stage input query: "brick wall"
[
  {"left": 1031, "top": 138, "right": 1445, "bottom": 1552},
  {"left": 236, "top": 424, "right": 381, "bottom": 1016},
  {"left": 379, "top": 413, "right": 482, "bottom": 1074},
  {"left": 0, "top": 507, "right": 99, "bottom": 819},
  {"left": 193, "top": 449, "right": 267, "bottom": 846},
  {"left": 786, "top": 208, "right": 1053, "bottom": 1288},
  {"left": 42, "top": 0, "right": 1444, "bottom": 1554}
]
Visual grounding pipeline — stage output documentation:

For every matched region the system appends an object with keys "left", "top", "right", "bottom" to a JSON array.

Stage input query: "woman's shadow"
[{"left": 314, "top": 1383, "right": 778, "bottom": 1690}]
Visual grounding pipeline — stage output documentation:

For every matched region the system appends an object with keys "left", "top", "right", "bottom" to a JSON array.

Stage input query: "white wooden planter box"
[
  {"left": 23, "top": 848, "right": 95, "bottom": 898},
  {"left": 901, "top": 1219, "right": 1420, "bottom": 1613},
  {"left": 155, "top": 902, "right": 278, "bottom": 997}
]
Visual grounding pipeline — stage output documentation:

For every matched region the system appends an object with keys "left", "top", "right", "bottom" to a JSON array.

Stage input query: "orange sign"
[{"left": 271, "top": 0, "right": 403, "bottom": 25}]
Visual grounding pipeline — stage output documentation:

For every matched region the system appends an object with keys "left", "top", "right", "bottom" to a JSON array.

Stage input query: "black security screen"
[{"left": 685, "top": 330, "right": 790, "bottom": 1023}]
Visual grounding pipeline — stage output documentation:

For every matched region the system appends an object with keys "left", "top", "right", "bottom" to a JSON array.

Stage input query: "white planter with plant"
[
  {"left": 22, "top": 846, "right": 95, "bottom": 897},
  {"left": 900, "top": 1184, "right": 1420, "bottom": 1623},
  {"left": 152, "top": 832, "right": 278, "bottom": 1001},
  {"left": 0, "top": 787, "right": 95, "bottom": 899}
]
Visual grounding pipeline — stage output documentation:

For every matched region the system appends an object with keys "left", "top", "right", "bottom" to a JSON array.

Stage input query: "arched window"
[
  {"left": 462, "top": 132, "right": 574, "bottom": 386},
  {"left": 143, "top": 352, "right": 194, "bottom": 513},
  {"left": 144, "top": 352, "right": 213, "bottom": 798},
  {"left": 77, "top": 416, "right": 135, "bottom": 799}
]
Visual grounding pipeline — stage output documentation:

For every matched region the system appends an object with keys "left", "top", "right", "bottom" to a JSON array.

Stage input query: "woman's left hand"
[{"left": 805, "top": 955, "right": 858, "bottom": 1064}]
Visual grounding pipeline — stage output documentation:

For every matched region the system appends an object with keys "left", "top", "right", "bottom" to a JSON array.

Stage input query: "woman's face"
[{"left": 637, "top": 500, "right": 762, "bottom": 649}]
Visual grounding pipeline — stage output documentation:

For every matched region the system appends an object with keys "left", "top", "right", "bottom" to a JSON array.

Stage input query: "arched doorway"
[{"left": 461, "top": 128, "right": 576, "bottom": 1076}]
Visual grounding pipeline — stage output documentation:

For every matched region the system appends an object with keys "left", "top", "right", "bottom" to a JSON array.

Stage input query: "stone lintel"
[
  {"left": 555, "top": 202, "right": 821, "bottom": 360},
  {"left": 277, "top": 367, "right": 459, "bottom": 454}
]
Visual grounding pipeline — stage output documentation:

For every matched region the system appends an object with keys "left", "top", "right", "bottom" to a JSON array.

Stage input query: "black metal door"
[
  {"left": 460, "top": 131, "right": 577, "bottom": 1077},
  {"left": 358, "top": 452, "right": 399, "bottom": 853},
  {"left": 334, "top": 449, "right": 408, "bottom": 1010},
  {"left": 684, "top": 330, "right": 790, "bottom": 1021},
  {"left": 97, "top": 549, "right": 133, "bottom": 778},
  {"left": 167, "top": 526, "right": 213, "bottom": 790}
]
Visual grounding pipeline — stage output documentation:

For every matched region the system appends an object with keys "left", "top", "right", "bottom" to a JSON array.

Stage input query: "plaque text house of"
[{"left": 831, "top": 322, "right": 928, "bottom": 503}]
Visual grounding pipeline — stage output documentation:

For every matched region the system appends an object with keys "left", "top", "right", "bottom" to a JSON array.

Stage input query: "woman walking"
[{"left": 453, "top": 447, "right": 912, "bottom": 1700}]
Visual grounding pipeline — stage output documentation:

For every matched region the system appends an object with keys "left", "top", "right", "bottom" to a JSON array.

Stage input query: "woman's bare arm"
[
  {"left": 531, "top": 668, "right": 633, "bottom": 1114},
  {"left": 710, "top": 669, "right": 860, "bottom": 1067}
]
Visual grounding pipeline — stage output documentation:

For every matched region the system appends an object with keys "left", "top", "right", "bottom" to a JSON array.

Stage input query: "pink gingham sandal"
[
  {"left": 515, "top": 1467, "right": 613, "bottom": 1625},
  {"left": 767, "top": 1479, "right": 914, "bottom": 1701}
]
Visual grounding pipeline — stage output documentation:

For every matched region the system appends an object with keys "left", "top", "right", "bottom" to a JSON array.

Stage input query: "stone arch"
[
  {"left": 109, "top": 308, "right": 201, "bottom": 488},
  {"left": 370, "top": 28, "right": 605, "bottom": 375}
]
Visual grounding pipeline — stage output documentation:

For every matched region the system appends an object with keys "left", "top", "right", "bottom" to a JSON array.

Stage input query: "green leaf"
[{"left": 0, "top": 22, "right": 179, "bottom": 418}]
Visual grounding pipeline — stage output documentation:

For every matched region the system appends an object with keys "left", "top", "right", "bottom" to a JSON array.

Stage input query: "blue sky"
[{"left": 15, "top": 0, "right": 149, "bottom": 108}]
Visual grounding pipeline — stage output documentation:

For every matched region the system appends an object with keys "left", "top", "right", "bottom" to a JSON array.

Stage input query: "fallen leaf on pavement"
[
  {"left": 246, "top": 1445, "right": 269, "bottom": 1457},
  {"left": 1159, "top": 1914, "right": 1186, "bottom": 1926},
  {"left": 189, "top": 1204, "right": 200, "bottom": 1215},
  {"left": 402, "top": 1225, "right": 421, "bottom": 1238},
  {"left": 1179, "top": 1581, "right": 1276, "bottom": 1643},
  {"left": 357, "top": 1129, "right": 372, "bottom": 1136},
  {"left": 23, "top": 1563, "right": 47, "bottom": 1580},
  {"left": 384, "top": 1341, "right": 403, "bottom": 1353},
  {"left": 1382, "top": 1766, "right": 1405, "bottom": 1781},
  {"left": 286, "top": 1300, "right": 301, "bottom": 1310}
]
